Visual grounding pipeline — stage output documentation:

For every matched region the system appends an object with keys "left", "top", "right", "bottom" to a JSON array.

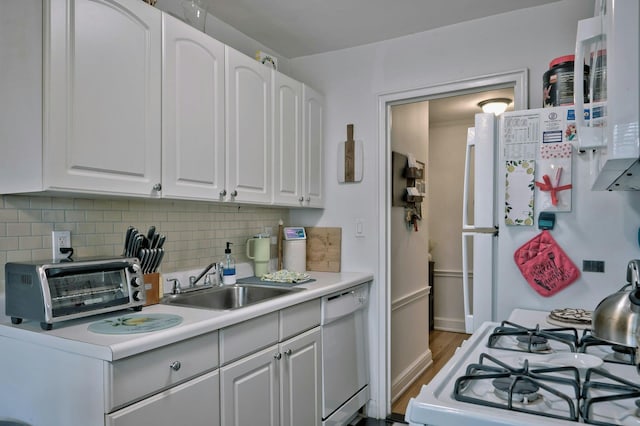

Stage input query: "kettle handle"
[
  {"left": 627, "top": 260, "right": 640, "bottom": 289},
  {"left": 246, "top": 238, "right": 254, "bottom": 259}
]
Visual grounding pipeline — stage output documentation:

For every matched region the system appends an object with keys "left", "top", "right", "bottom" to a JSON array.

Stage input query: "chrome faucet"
[{"left": 189, "top": 262, "right": 218, "bottom": 287}]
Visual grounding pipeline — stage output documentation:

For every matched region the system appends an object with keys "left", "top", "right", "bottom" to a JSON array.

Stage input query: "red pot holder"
[{"left": 513, "top": 230, "right": 580, "bottom": 297}]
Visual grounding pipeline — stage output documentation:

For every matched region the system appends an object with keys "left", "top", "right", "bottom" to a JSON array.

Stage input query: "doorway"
[{"left": 378, "top": 70, "right": 528, "bottom": 415}]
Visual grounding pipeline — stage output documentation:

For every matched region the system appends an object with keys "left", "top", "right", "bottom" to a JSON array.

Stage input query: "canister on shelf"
[{"left": 543, "top": 55, "right": 590, "bottom": 107}]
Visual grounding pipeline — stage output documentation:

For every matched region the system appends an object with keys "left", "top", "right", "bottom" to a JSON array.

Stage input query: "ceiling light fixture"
[{"left": 478, "top": 98, "right": 512, "bottom": 115}]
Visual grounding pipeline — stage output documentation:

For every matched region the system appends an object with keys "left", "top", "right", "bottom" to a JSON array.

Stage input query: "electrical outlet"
[
  {"left": 583, "top": 260, "right": 605, "bottom": 273},
  {"left": 52, "top": 231, "right": 71, "bottom": 261}
]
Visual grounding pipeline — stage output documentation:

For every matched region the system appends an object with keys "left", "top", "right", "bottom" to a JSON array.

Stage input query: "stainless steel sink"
[{"left": 161, "top": 284, "right": 303, "bottom": 311}]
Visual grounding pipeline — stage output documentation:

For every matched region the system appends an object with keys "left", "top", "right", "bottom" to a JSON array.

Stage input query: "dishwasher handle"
[{"left": 321, "top": 284, "right": 369, "bottom": 325}]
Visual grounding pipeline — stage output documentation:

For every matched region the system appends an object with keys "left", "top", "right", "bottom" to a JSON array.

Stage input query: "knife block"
[{"left": 143, "top": 273, "right": 160, "bottom": 306}]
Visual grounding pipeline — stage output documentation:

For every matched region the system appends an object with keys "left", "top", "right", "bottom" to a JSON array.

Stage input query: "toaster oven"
[{"left": 5, "top": 257, "right": 145, "bottom": 330}]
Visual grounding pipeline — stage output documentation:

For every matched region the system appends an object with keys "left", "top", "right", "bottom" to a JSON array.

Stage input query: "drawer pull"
[
  {"left": 169, "top": 361, "right": 182, "bottom": 371},
  {"left": 274, "top": 353, "right": 282, "bottom": 360},
  {"left": 284, "top": 349, "right": 292, "bottom": 356}
]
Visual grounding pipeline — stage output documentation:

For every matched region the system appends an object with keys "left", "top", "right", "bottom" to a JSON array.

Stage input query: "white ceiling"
[{"left": 200, "top": 0, "right": 560, "bottom": 58}]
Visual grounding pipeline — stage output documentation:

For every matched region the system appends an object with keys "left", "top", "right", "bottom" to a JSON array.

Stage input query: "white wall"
[
  {"left": 389, "top": 102, "right": 430, "bottom": 400},
  {"left": 288, "top": 0, "right": 595, "bottom": 417}
]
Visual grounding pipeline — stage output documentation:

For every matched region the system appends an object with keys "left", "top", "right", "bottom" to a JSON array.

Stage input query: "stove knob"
[
  {"left": 132, "top": 290, "right": 143, "bottom": 301},
  {"left": 131, "top": 276, "right": 142, "bottom": 287}
]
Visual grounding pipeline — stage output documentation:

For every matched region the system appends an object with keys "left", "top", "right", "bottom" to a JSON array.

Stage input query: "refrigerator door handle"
[
  {"left": 461, "top": 232, "right": 474, "bottom": 333},
  {"left": 462, "top": 231, "right": 496, "bottom": 334},
  {"left": 462, "top": 128, "right": 475, "bottom": 231}
]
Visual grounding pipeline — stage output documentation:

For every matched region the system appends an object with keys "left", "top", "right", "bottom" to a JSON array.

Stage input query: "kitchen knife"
[
  {"left": 123, "top": 226, "right": 134, "bottom": 256},
  {"left": 127, "top": 228, "right": 138, "bottom": 256},
  {"left": 146, "top": 249, "right": 157, "bottom": 274},
  {"left": 132, "top": 234, "right": 144, "bottom": 259},
  {"left": 156, "top": 234, "right": 166, "bottom": 249},
  {"left": 152, "top": 248, "right": 164, "bottom": 273},
  {"left": 146, "top": 226, "right": 156, "bottom": 242},
  {"left": 138, "top": 248, "right": 148, "bottom": 273}
]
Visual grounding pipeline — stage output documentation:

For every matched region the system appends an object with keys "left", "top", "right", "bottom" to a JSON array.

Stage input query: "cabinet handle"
[
  {"left": 274, "top": 353, "right": 282, "bottom": 360},
  {"left": 284, "top": 349, "right": 292, "bottom": 356},
  {"left": 219, "top": 189, "right": 227, "bottom": 197},
  {"left": 153, "top": 183, "right": 162, "bottom": 191},
  {"left": 231, "top": 190, "right": 238, "bottom": 197},
  {"left": 305, "top": 196, "right": 311, "bottom": 202},
  {"left": 169, "top": 361, "right": 182, "bottom": 371},
  {"left": 298, "top": 196, "right": 304, "bottom": 202}
]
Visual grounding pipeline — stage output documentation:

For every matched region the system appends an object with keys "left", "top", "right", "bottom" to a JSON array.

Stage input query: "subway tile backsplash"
[{"left": 0, "top": 195, "right": 288, "bottom": 291}]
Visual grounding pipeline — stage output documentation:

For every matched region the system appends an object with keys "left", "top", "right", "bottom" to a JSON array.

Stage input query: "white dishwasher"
[{"left": 321, "top": 283, "right": 370, "bottom": 426}]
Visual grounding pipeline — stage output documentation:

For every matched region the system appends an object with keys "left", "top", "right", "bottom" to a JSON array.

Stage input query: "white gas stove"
[{"left": 406, "top": 309, "right": 640, "bottom": 425}]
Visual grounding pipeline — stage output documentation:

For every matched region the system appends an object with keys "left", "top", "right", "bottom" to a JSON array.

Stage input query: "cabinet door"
[
  {"left": 161, "top": 13, "right": 225, "bottom": 201},
  {"left": 106, "top": 370, "right": 220, "bottom": 426},
  {"left": 273, "top": 71, "right": 303, "bottom": 206},
  {"left": 220, "top": 345, "right": 279, "bottom": 426},
  {"left": 45, "top": 0, "right": 162, "bottom": 196},
  {"left": 280, "top": 327, "right": 322, "bottom": 426},
  {"left": 225, "top": 46, "right": 272, "bottom": 204},
  {"left": 302, "top": 85, "right": 325, "bottom": 207}
]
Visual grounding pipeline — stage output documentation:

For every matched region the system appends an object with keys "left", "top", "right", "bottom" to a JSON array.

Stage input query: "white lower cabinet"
[
  {"left": 220, "top": 327, "right": 322, "bottom": 426},
  {"left": 280, "top": 327, "right": 322, "bottom": 426},
  {"left": 220, "top": 344, "right": 280, "bottom": 426},
  {"left": 106, "top": 370, "right": 220, "bottom": 426},
  {"left": 105, "top": 331, "right": 220, "bottom": 426}
]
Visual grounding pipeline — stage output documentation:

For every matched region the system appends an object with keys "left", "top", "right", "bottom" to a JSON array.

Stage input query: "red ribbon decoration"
[{"left": 535, "top": 174, "right": 572, "bottom": 206}]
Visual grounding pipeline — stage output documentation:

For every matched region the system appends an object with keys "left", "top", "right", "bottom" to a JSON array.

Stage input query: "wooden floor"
[{"left": 391, "top": 329, "right": 471, "bottom": 415}]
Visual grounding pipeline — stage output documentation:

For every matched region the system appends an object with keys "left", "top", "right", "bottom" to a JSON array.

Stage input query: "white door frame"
[{"left": 374, "top": 69, "right": 528, "bottom": 417}]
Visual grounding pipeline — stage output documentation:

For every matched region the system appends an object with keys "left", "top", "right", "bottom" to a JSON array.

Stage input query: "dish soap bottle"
[{"left": 222, "top": 242, "right": 236, "bottom": 285}]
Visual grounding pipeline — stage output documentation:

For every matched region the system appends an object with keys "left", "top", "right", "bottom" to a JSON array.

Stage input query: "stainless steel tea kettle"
[{"left": 592, "top": 260, "right": 640, "bottom": 350}]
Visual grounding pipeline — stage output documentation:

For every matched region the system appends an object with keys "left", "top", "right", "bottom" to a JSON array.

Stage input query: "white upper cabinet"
[
  {"left": 45, "top": 0, "right": 162, "bottom": 196},
  {"left": 161, "top": 13, "right": 225, "bottom": 201},
  {"left": 273, "top": 71, "right": 303, "bottom": 206},
  {"left": 0, "top": 0, "right": 324, "bottom": 207},
  {"left": 225, "top": 46, "right": 272, "bottom": 204},
  {"left": 303, "top": 85, "right": 325, "bottom": 208}
]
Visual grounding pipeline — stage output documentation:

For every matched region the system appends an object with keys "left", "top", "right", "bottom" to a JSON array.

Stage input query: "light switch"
[{"left": 355, "top": 218, "right": 365, "bottom": 238}]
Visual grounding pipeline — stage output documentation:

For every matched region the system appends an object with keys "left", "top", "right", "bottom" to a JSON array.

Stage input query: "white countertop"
[{"left": 0, "top": 271, "right": 373, "bottom": 361}]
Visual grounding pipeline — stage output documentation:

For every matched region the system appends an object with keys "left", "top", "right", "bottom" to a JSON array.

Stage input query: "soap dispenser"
[{"left": 222, "top": 242, "right": 237, "bottom": 285}]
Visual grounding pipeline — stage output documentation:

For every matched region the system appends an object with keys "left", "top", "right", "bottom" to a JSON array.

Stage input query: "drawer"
[
  {"left": 106, "top": 370, "right": 220, "bottom": 426},
  {"left": 105, "top": 331, "right": 218, "bottom": 411},
  {"left": 279, "top": 298, "right": 321, "bottom": 341},
  {"left": 219, "top": 311, "right": 278, "bottom": 365}
]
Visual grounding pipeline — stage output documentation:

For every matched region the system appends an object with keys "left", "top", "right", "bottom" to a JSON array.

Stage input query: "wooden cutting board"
[{"left": 306, "top": 227, "right": 341, "bottom": 272}]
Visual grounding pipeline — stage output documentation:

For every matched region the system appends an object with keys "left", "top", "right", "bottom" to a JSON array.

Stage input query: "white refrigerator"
[
  {"left": 461, "top": 0, "right": 640, "bottom": 333},
  {"left": 462, "top": 105, "right": 640, "bottom": 334}
]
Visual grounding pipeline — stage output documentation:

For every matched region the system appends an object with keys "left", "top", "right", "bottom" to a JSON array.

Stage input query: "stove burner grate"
[
  {"left": 579, "top": 331, "right": 637, "bottom": 365},
  {"left": 453, "top": 352, "right": 580, "bottom": 422},
  {"left": 488, "top": 320, "right": 579, "bottom": 353},
  {"left": 581, "top": 368, "right": 640, "bottom": 425}
]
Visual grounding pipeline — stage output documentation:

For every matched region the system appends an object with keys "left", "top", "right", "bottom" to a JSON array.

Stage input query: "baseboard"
[
  {"left": 391, "top": 349, "right": 432, "bottom": 402},
  {"left": 434, "top": 316, "right": 465, "bottom": 333}
]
